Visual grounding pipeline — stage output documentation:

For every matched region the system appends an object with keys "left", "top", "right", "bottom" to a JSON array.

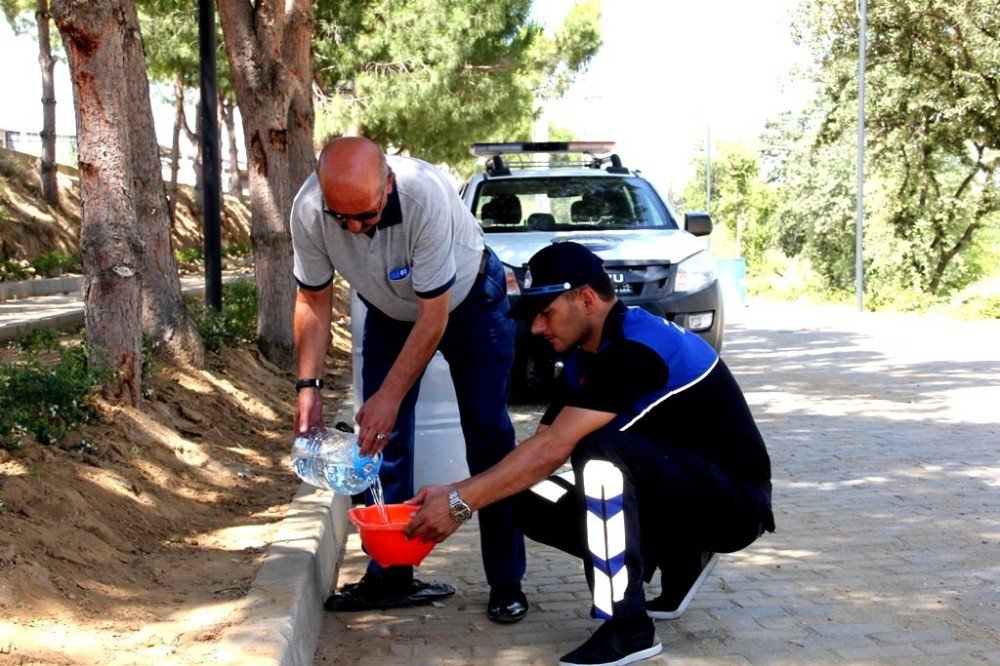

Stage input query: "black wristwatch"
[{"left": 295, "top": 378, "right": 324, "bottom": 392}]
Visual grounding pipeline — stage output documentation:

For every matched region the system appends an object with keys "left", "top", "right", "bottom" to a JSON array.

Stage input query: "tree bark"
[
  {"left": 217, "top": 0, "right": 312, "bottom": 369},
  {"left": 181, "top": 97, "right": 204, "bottom": 218},
  {"left": 36, "top": 0, "right": 59, "bottom": 206},
  {"left": 168, "top": 73, "right": 185, "bottom": 223},
  {"left": 52, "top": 0, "right": 143, "bottom": 406},
  {"left": 219, "top": 95, "right": 243, "bottom": 195},
  {"left": 121, "top": 1, "right": 205, "bottom": 367},
  {"left": 283, "top": 0, "right": 316, "bottom": 198}
]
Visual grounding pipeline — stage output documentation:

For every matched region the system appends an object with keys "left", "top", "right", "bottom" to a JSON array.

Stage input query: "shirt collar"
[
  {"left": 596, "top": 300, "right": 627, "bottom": 351},
  {"left": 376, "top": 180, "right": 403, "bottom": 231}
]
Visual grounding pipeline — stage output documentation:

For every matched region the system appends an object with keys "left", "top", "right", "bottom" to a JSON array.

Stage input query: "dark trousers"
[
  {"left": 361, "top": 247, "right": 526, "bottom": 585},
  {"left": 513, "top": 427, "right": 770, "bottom": 620}
]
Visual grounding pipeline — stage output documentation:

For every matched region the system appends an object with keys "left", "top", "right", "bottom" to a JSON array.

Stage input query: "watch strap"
[{"left": 295, "top": 378, "right": 324, "bottom": 392}]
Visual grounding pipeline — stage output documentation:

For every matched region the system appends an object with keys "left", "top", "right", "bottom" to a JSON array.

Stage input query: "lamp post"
[
  {"left": 855, "top": 0, "right": 867, "bottom": 312},
  {"left": 198, "top": 0, "right": 222, "bottom": 311}
]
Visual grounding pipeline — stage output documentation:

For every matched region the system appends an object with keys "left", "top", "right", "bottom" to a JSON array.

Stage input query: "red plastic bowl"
[{"left": 347, "top": 503, "right": 436, "bottom": 567}]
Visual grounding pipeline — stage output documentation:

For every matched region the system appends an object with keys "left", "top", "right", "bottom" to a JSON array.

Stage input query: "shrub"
[
  {"left": 175, "top": 246, "right": 204, "bottom": 265},
  {"left": 0, "top": 258, "right": 35, "bottom": 282},
  {"left": 187, "top": 279, "right": 258, "bottom": 353},
  {"left": 10, "top": 328, "right": 60, "bottom": 356},
  {"left": 222, "top": 243, "right": 252, "bottom": 258},
  {"left": 32, "top": 251, "right": 81, "bottom": 277},
  {"left": 0, "top": 340, "right": 113, "bottom": 451}
]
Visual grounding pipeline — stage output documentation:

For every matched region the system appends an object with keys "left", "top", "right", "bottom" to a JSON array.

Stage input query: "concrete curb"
[
  {"left": 0, "top": 275, "right": 245, "bottom": 343},
  {"left": 214, "top": 485, "right": 349, "bottom": 665},
  {"left": 0, "top": 275, "right": 83, "bottom": 302},
  {"left": 0, "top": 309, "right": 86, "bottom": 343}
]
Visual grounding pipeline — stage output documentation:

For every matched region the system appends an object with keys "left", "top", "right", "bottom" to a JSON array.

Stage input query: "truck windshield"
[{"left": 472, "top": 176, "right": 678, "bottom": 232}]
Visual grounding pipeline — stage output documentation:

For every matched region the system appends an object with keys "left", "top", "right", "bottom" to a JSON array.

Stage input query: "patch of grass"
[
  {"left": 942, "top": 293, "right": 1000, "bottom": 320},
  {"left": 9, "top": 328, "right": 60, "bottom": 356},
  {"left": 0, "top": 340, "right": 113, "bottom": 451},
  {"left": 187, "top": 279, "right": 258, "bottom": 353}
]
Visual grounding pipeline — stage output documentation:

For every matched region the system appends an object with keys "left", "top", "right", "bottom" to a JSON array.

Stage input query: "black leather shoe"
[
  {"left": 324, "top": 571, "right": 455, "bottom": 612},
  {"left": 487, "top": 581, "right": 528, "bottom": 623}
]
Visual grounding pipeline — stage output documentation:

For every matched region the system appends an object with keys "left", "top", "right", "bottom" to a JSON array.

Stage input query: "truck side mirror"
[{"left": 684, "top": 212, "right": 713, "bottom": 237}]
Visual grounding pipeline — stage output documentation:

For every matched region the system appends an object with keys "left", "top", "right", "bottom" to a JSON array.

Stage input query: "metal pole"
[
  {"left": 855, "top": 0, "right": 867, "bottom": 312},
  {"left": 705, "top": 124, "right": 712, "bottom": 215},
  {"left": 199, "top": 0, "right": 222, "bottom": 311}
]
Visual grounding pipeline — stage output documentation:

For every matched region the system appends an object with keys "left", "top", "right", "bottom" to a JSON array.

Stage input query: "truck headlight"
[{"left": 674, "top": 251, "right": 716, "bottom": 293}]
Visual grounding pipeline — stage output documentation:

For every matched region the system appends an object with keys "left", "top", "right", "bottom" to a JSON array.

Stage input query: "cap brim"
[{"left": 507, "top": 291, "right": 562, "bottom": 320}]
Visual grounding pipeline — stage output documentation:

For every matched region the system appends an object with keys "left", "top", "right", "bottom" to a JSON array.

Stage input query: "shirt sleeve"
[
  {"left": 290, "top": 195, "right": 335, "bottom": 289},
  {"left": 564, "top": 341, "right": 669, "bottom": 416}
]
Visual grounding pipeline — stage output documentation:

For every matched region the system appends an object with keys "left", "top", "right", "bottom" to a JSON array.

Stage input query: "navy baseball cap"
[{"left": 508, "top": 242, "right": 607, "bottom": 320}]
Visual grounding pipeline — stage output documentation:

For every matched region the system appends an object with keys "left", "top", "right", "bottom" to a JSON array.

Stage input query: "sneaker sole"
[
  {"left": 558, "top": 640, "right": 662, "bottom": 666},
  {"left": 648, "top": 553, "right": 719, "bottom": 620}
]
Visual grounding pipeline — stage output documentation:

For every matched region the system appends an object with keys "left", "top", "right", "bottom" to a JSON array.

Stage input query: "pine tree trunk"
[
  {"left": 52, "top": 0, "right": 142, "bottom": 406},
  {"left": 283, "top": 0, "right": 316, "bottom": 197},
  {"left": 168, "top": 74, "right": 185, "bottom": 223},
  {"left": 218, "top": 0, "right": 310, "bottom": 369},
  {"left": 220, "top": 96, "right": 243, "bottom": 195},
  {"left": 181, "top": 98, "right": 204, "bottom": 218},
  {"left": 36, "top": 0, "right": 59, "bottom": 206},
  {"left": 121, "top": 2, "right": 205, "bottom": 367}
]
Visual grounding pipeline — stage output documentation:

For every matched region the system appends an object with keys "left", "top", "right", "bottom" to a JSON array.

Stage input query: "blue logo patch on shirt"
[{"left": 388, "top": 267, "right": 410, "bottom": 281}]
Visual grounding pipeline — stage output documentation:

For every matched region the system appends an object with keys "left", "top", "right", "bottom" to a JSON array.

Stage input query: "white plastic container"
[{"left": 350, "top": 291, "right": 470, "bottom": 488}]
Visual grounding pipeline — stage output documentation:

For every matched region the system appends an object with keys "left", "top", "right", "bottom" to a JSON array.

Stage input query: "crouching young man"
[{"left": 405, "top": 242, "right": 774, "bottom": 665}]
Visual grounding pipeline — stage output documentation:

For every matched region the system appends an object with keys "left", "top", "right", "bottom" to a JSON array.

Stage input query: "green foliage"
[
  {"left": 790, "top": 0, "right": 1000, "bottom": 297},
  {"left": 678, "top": 141, "right": 778, "bottom": 273},
  {"left": 0, "top": 258, "right": 35, "bottom": 282},
  {"left": 138, "top": 0, "right": 231, "bottom": 93},
  {"left": 0, "top": 339, "right": 113, "bottom": 451},
  {"left": 313, "top": 0, "right": 601, "bottom": 168},
  {"left": 745, "top": 250, "right": 851, "bottom": 304},
  {"left": 186, "top": 279, "right": 257, "bottom": 353},
  {"left": 222, "top": 243, "right": 251, "bottom": 258},
  {"left": 0, "top": 253, "right": 80, "bottom": 281},
  {"left": 175, "top": 246, "right": 204, "bottom": 265},
  {"left": 32, "top": 251, "right": 80, "bottom": 277},
  {"left": 10, "top": 328, "right": 59, "bottom": 356}
]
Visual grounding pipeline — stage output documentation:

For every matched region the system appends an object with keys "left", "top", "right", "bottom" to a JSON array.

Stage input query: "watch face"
[{"left": 449, "top": 491, "right": 472, "bottom": 522}]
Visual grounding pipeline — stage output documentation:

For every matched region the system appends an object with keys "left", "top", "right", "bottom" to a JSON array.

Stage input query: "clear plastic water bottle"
[{"left": 290, "top": 426, "right": 382, "bottom": 494}]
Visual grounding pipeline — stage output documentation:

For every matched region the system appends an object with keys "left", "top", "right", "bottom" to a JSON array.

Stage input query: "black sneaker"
[
  {"left": 559, "top": 618, "right": 661, "bottom": 666},
  {"left": 324, "top": 570, "right": 455, "bottom": 612},
  {"left": 646, "top": 551, "right": 719, "bottom": 620},
  {"left": 487, "top": 580, "right": 528, "bottom": 623}
]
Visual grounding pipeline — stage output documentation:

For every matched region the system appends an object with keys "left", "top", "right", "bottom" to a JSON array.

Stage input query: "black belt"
[{"left": 478, "top": 247, "right": 490, "bottom": 274}]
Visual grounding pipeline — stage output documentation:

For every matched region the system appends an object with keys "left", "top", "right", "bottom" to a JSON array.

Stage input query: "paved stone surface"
[{"left": 314, "top": 301, "right": 1000, "bottom": 664}]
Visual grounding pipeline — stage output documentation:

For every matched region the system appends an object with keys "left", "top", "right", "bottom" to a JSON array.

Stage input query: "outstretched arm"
[{"left": 404, "top": 407, "right": 615, "bottom": 542}]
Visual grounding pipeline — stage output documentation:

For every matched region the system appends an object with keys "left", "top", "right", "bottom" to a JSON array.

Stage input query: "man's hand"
[
  {"left": 294, "top": 388, "right": 324, "bottom": 434},
  {"left": 403, "top": 485, "right": 462, "bottom": 543},
  {"left": 355, "top": 389, "right": 401, "bottom": 456}
]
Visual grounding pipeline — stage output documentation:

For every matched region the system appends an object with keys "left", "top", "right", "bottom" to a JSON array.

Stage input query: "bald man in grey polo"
[
  {"left": 291, "top": 155, "right": 483, "bottom": 317},
  {"left": 290, "top": 150, "right": 527, "bottom": 621}
]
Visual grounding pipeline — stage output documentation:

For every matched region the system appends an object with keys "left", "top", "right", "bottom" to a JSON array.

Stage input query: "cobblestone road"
[{"left": 315, "top": 301, "right": 1000, "bottom": 664}]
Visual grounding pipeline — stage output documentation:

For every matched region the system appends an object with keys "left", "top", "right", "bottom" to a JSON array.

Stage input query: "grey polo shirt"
[{"left": 290, "top": 155, "right": 485, "bottom": 322}]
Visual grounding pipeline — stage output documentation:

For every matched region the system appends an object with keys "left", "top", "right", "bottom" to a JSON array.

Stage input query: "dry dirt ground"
[{"left": 0, "top": 148, "right": 353, "bottom": 664}]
